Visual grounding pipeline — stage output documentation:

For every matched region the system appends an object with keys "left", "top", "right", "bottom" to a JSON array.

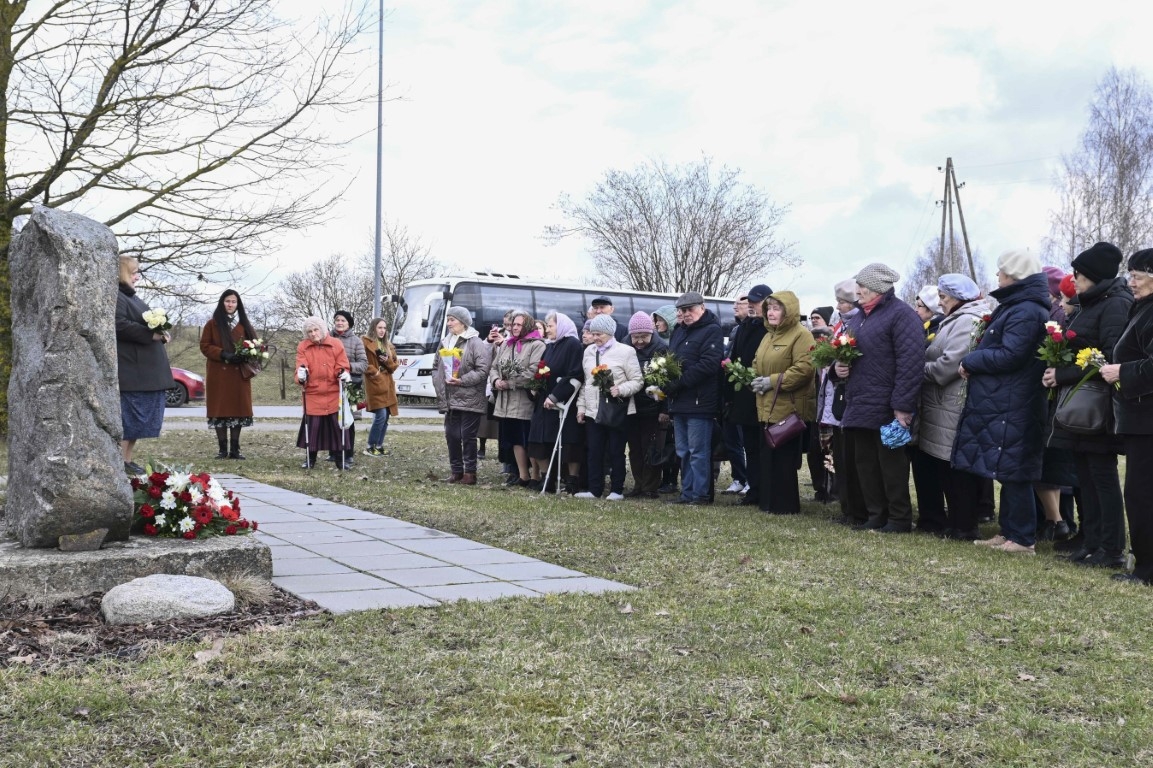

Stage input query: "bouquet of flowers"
[
  {"left": 141, "top": 308, "right": 172, "bottom": 332},
  {"left": 130, "top": 467, "right": 257, "bottom": 539},
  {"left": 957, "top": 313, "right": 994, "bottom": 404},
  {"left": 494, "top": 356, "right": 526, "bottom": 383},
  {"left": 525, "top": 360, "right": 551, "bottom": 394},
  {"left": 438, "top": 346, "right": 462, "bottom": 379},
  {"left": 809, "top": 331, "right": 863, "bottom": 368},
  {"left": 721, "top": 358, "right": 756, "bottom": 390},
  {"left": 644, "top": 352, "right": 682, "bottom": 388},
  {"left": 1063, "top": 347, "right": 1119, "bottom": 404},
  {"left": 1037, "top": 321, "right": 1076, "bottom": 366},
  {"left": 590, "top": 363, "right": 615, "bottom": 394},
  {"left": 236, "top": 338, "right": 272, "bottom": 364},
  {"left": 345, "top": 381, "right": 366, "bottom": 411}
]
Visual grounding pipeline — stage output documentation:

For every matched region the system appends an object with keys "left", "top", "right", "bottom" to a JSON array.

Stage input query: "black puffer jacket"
[
  {"left": 1113, "top": 294, "right": 1153, "bottom": 435},
  {"left": 1047, "top": 275, "right": 1132, "bottom": 453},
  {"left": 665, "top": 309, "right": 724, "bottom": 417},
  {"left": 724, "top": 315, "right": 768, "bottom": 425}
]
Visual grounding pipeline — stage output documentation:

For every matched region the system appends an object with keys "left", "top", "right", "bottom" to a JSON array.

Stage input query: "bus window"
[
  {"left": 391, "top": 282, "right": 448, "bottom": 354},
  {"left": 533, "top": 289, "right": 585, "bottom": 323},
  {"left": 631, "top": 295, "right": 667, "bottom": 317},
  {"left": 587, "top": 294, "right": 632, "bottom": 318},
  {"left": 475, "top": 283, "right": 530, "bottom": 330}
]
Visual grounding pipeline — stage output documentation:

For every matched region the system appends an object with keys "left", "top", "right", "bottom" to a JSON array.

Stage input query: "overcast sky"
[{"left": 256, "top": 0, "right": 1152, "bottom": 312}]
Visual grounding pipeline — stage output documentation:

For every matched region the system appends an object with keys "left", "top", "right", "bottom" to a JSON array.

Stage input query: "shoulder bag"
[
  {"left": 763, "top": 374, "right": 806, "bottom": 449},
  {"left": 1054, "top": 379, "right": 1113, "bottom": 436}
]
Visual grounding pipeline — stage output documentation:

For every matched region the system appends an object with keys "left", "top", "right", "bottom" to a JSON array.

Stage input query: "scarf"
[
  {"left": 596, "top": 338, "right": 616, "bottom": 355},
  {"left": 512, "top": 328, "right": 542, "bottom": 354},
  {"left": 442, "top": 326, "right": 479, "bottom": 349},
  {"left": 860, "top": 293, "right": 884, "bottom": 316},
  {"left": 553, "top": 313, "right": 579, "bottom": 341}
]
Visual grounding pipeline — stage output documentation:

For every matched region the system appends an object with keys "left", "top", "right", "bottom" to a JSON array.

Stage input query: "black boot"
[
  {"left": 302, "top": 451, "right": 317, "bottom": 469},
  {"left": 228, "top": 428, "right": 245, "bottom": 460},
  {"left": 215, "top": 427, "right": 228, "bottom": 459},
  {"left": 563, "top": 475, "right": 578, "bottom": 495}
]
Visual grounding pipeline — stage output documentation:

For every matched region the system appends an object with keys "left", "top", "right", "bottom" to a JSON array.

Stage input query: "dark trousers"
[
  {"left": 1075, "top": 451, "right": 1126, "bottom": 557},
  {"left": 445, "top": 409, "right": 482, "bottom": 474},
  {"left": 626, "top": 412, "right": 663, "bottom": 494},
  {"left": 833, "top": 427, "right": 867, "bottom": 522},
  {"left": 806, "top": 423, "right": 834, "bottom": 502},
  {"left": 910, "top": 446, "right": 947, "bottom": 530},
  {"left": 978, "top": 477, "right": 996, "bottom": 521},
  {"left": 849, "top": 428, "right": 913, "bottom": 527},
  {"left": 998, "top": 480, "right": 1038, "bottom": 547},
  {"left": 586, "top": 422, "right": 627, "bottom": 497},
  {"left": 757, "top": 427, "right": 803, "bottom": 514},
  {"left": 722, "top": 420, "right": 747, "bottom": 484},
  {"left": 1124, "top": 435, "right": 1153, "bottom": 579},
  {"left": 938, "top": 461, "right": 982, "bottom": 533},
  {"left": 740, "top": 423, "right": 762, "bottom": 502}
]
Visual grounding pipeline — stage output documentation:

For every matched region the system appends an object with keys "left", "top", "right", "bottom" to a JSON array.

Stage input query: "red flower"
[
  {"left": 179, "top": 491, "right": 193, "bottom": 504},
  {"left": 220, "top": 505, "right": 239, "bottom": 522},
  {"left": 1066, "top": 330, "right": 1077, "bottom": 340},
  {"left": 239, "top": 520, "right": 250, "bottom": 529},
  {"left": 982, "top": 314, "right": 992, "bottom": 322},
  {"left": 130, "top": 477, "right": 142, "bottom": 490},
  {"left": 148, "top": 486, "right": 163, "bottom": 499},
  {"left": 139, "top": 504, "right": 156, "bottom": 518},
  {"left": 847, "top": 338, "right": 857, "bottom": 347},
  {"left": 193, "top": 507, "right": 213, "bottom": 525},
  {"left": 225, "top": 525, "right": 238, "bottom": 536},
  {"left": 183, "top": 531, "right": 196, "bottom": 540},
  {"left": 143, "top": 524, "right": 158, "bottom": 536},
  {"left": 251, "top": 521, "right": 259, "bottom": 532},
  {"left": 149, "top": 472, "right": 167, "bottom": 486}
]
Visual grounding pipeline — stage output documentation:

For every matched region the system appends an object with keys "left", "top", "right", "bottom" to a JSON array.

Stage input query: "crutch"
[
  {"left": 337, "top": 376, "right": 349, "bottom": 470},
  {"left": 542, "top": 378, "right": 582, "bottom": 496},
  {"left": 300, "top": 367, "right": 311, "bottom": 468}
]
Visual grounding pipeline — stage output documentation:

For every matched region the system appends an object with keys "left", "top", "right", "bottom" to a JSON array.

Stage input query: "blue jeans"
[
  {"left": 673, "top": 415, "right": 714, "bottom": 502},
  {"left": 998, "top": 480, "right": 1037, "bottom": 547},
  {"left": 367, "top": 408, "right": 391, "bottom": 447}
]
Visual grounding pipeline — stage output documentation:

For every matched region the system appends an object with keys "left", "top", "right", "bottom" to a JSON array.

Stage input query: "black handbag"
[
  {"left": 645, "top": 428, "right": 675, "bottom": 466},
  {"left": 595, "top": 393, "right": 628, "bottom": 429},
  {"left": 762, "top": 375, "right": 806, "bottom": 449},
  {"left": 1054, "top": 379, "right": 1113, "bottom": 436}
]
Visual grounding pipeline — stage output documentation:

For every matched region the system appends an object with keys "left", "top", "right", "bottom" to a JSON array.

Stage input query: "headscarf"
[{"left": 553, "top": 312, "right": 578, "bottom": 341}]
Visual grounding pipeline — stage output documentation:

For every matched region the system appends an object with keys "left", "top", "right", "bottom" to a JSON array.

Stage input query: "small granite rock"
[
  {"left": 58, "top": 528, "right": 109, "bottom": 552},
  {"left": 101, "top": 574, "right": 236, "bottom": 625}
]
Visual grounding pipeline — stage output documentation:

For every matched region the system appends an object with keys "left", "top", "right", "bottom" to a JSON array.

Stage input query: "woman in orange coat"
[
  {"left": 361, "top": 316, "right": 401, "bottom": 456},
  {"left": 200, "top": 289, "right": 257, "bottom": 459},
  {"left": 295, "top": 316, "right": 352, "bottom": 469}
]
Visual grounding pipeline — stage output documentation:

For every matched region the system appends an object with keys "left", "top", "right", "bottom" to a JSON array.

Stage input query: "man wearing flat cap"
[{"left": 590, "top": 296, "right": 630, "bottom": 343}]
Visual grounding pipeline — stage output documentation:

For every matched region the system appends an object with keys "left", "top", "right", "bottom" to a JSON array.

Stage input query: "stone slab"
[{"left": 306, "top": 588, "right": 439, "bottom": 613}]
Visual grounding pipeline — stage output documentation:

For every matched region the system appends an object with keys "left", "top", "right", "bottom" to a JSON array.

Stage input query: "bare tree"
[
  {"left": 376, "top": 219, "right": 438, "bottom": 325},
  {"left": 270, "top": 254, "right": 375, "bottom": 334},
  {"left": 545, "top": 156, "right": 797, "bottom": 297},
  {"left": 0, "top": 0, "right": 372, "bottom": 430},
  {"left": 1043, "top": 67, "right": 1153, "bottom": 263},
  {"left": 900, "top": 234, "right": 992, "bottom": 305}
]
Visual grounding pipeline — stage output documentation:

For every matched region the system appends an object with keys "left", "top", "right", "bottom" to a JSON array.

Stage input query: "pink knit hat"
[{"left": 628, "top": 311, "right": 655, "bottom": 334}]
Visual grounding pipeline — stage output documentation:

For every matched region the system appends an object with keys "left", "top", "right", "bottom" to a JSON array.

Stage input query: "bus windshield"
[{"left": 390, "top": 282, "right": 447, "bottom": 355}]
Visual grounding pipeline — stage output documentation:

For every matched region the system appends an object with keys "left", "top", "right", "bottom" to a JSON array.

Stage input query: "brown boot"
[
  {"left": 444, "top": 473, "right": 463, "bottom": 484},
  {"left": 460, "top": 472, "right": 477, "bottom": 485}
]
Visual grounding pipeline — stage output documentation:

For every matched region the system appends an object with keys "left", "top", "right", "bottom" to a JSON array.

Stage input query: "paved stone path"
[{"left": 219, "top": 475, "right": 635, "bottom": 614}]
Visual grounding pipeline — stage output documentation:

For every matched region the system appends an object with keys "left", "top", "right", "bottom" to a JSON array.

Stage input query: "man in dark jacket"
[
  {"left": 664, "top": 291, "right": 725, "bottom": 505},
  {"left": 724, "top": 283, "right": 771, "bottom": 505}
]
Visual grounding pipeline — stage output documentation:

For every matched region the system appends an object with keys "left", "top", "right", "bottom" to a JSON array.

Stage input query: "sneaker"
[
  {"left": 722, "top": 481, "right": 744, "bottom": 494},
  {"left": 606, "top": 492, "right": 625, "bottom": 501},
  {"left": 975, "top": 535, "right": 1007, "bottom": 547},
  {"left": 740, "top": 483, "right": 750, "bottom": 495},
  {"left": 573, "top": 491, "right": 597, "bottom": 499},
  {"left": 996, "top": 540, "right": 1036, "bottom": 555},
  {"left": 363, "top": 447, "right": 378, "bottom": 457}
]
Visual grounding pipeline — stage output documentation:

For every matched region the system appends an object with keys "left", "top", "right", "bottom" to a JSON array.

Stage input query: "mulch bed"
[{"left": 1, "top": 587, "right": 326, "bottom": 672}]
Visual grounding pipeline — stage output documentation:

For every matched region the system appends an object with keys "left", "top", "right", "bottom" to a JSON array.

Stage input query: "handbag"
[
  {"left": 1054, "top": 379, "right": 1113, "bottom": 436},
  {"left": 645, "top": 428, "right": 675, "bottom": 466},
  {"left": 595, "top": 392, "right": 628, "bottom": 429},
  {"left": 762, "top": 374, "right": 806, "bottom": 449}
]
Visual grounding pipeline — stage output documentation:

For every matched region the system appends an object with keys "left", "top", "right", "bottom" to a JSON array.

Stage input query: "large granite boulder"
[
  {"left": 101, "top": 574, "right": 235, "bottom": 625},
  {"left": 5, "top": 206, "right": 134, "bottom": 547}
]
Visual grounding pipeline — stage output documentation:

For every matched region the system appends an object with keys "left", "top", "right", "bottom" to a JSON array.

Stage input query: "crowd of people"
[{"left": 114, "top": 244, "right": 1153, "bottom": 587}]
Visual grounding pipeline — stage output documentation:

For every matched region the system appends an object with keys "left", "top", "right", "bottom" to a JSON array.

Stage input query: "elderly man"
[
  {"left": 663, "top": 291, "right": 725, "bottom": 505},
  {"left": 590, "top": 295, "right": 630, "bottom": 343}
]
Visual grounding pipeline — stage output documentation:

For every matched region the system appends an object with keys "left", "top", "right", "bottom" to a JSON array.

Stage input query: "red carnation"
[
  {"left": 183, "top": 531, "right": 196, "bottom": 540},
  {"left": 148, "top": 486, "right": 163, "bottom": 499},
  {"left": 220, "top": 505, "right": 239, "bottom": 522},
  {"left": 193, "top": 507, "right": 213, "bottom": 525},
  {"left": 179, "top": 491, "right": 193, "bottom": 504},
  {"left": 149, "top": 472, "right": 167, "bottom": 485},
  {"left": 239, "top": 520, "right": 250, "bottom": 529},
  {"left": 130, "top": 477, "right": 142, "bottom": 490},
  {"left": 251, "top": 521, "right": 259, "bottom": 532},
  {"left": 139, "top": 504, "right": 155, "bottom": 518},
  {"left": 225, "top": 525, "right": 238, "bottom": 536},
  {"left": 143, "top": 524, "right": 158, "bottom": 536}
]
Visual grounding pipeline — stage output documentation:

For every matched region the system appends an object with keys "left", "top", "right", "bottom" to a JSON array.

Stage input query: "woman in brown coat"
[
  {"left": 199, "top": 289, "right": 257, "bottom": 459},
  {"left": 361, "top": 317, "right": 401, "bottom": 456}
]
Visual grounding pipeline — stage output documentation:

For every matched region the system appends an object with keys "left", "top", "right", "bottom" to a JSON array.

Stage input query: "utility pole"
[
  {"left": 372, "top": 0, "right": 384, "bottom": 320},
  {"left": 938, "top": 158, "right": 976, "bottom": 281}
]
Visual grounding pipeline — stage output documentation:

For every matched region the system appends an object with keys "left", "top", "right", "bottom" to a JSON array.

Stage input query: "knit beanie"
[
  {"left": 1042, "top": 266, "right": 1066, "bottom": 298},
  {"left": 853, "top": 263, "right": 900, "bottom": 294},
  {"left": 996, "top": 249, "right": 1042, "bottom": 281},
  {"left": 834, "top": 279, "right": 858, "bottom": 303},
  {"left": 446, "top": 306, "right": 473, "bottom": 328},
  {"left": 589, "top": 314, "right": 616, "bottom": 335},
  {"left": 333, "top": 309, "right": 354, "bottom": 328},
  {"left": 916, "top": 286, "right": 940, "bottom": 314},
  {"left": 627, "top": 310, "right": 655, "bottom": 334},
  {"left": 1071, "top": 241, "right": 1123, "bottom": 283},
  {"left": 1059, "top": 274, "right": 1077, "bottom": 300},
  {"left": 1129, "top": 248, "right": 1153, "bottom": 275},
  {"left": 810, "top": 306, "right": 834, "bottom": 324}
]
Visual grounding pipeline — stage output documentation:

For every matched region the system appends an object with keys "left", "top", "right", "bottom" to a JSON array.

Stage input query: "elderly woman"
[
  {"left": 528, "top": 312, "right": 585, "bottom": 492},
  {"left": 914, "top": 286, "right": 945, "bottom": 341},
  {"left": 1043, "top": 242, "right": 1132, "bottom": 568},
  {"left": 199, "top": 289, "right": 257, "bottom": 460},
  {"left": 625, "top": 311, "right": 669, "bottom": 498},
  {"left": 361, "top": 316, "right": 400, "bottom": 457},
  {"left": 328, "top": 310, "right": 367, "bottom": 467},
  {"left": 575, "top": 314, "right": 644, "bottom": 500},
  {"left": 830, "top": 263, "right": 925, "bottom": 533},
  {"left": 749, "top": 291, "right": 815, "bottom": 515},
  {"left": 432, "top": 306, "right": 493, "bottom": 485},
  {"left": 915, "top": 274, "right": 990, "bottom": 539},
  {"left": 820, "top": 279, "right": 868, "bottom": 525},
  {"left": 295, "top": 317, "right": 352, "bottom": 469},
  {"left": 653, "top": 305, "right": 676, "bottom": 342},
  {"left": 1101, "top": 248, "right": 1153, "bottom": 585},
  {"left": 491, "top": 310, "right": 546, "bottom": 486},
  {"left": 954, "top": 250, "right": 1050, "bottom": 554},
  {"left": 116, "top": 255, "right": 175, "bottom": 475}
]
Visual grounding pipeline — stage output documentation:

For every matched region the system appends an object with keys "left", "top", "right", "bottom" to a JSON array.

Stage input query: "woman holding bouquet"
[
  {"left": 329, "top": 311, "right": 367, "bottom": 468},
  {"left": 528, "top": 312, "right": 585, "bottom": 492},
  {"left": 490, "top": 311, "right": 546, "bottom": 486},
  {"left": 575, "top": 314, "right": 644, "bottom": 500},
  {"left": 295, "top": 317, "right": 352, "bottom": 469},
  {"left": 115, "top": 255, "right": 174, "bottom": 475},
  {"left": 361, "top": 317, "right": 400, "bottom": 456},
  {"left": 626, "top": 311, "right": 669, "bottom": 498},
  {"left": 432, "top": 306, "right": 493, "bottom": 485},
  {"left": 749, "top": 291, "right": 815, "bottom": 514},
  {"left": 199, "top": 289, "right": 257, "bottom": 460}
]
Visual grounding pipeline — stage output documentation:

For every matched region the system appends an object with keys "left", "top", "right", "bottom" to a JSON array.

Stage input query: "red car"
[{"left": 167, "top": 367, "right": 206, "bottom": 407}]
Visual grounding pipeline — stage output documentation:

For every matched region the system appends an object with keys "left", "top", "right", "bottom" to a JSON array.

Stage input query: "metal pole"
[
  {"left": 939, "top": 158, "right": 950, "bottom": 263},
  {"left": 372, "top": 0, "right": 384, "bottom": 320},
  {"left": 950, "top": 165, "right": 977, "bottom": 281}
]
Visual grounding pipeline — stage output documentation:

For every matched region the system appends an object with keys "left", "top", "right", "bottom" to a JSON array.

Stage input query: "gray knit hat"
[
  {"left": 834, "top": 279, "right": 858, "bottom": 303},
  {"left": 853, "top": 263, "right": 900, "bottom": 294},
  {"left": 446, "top": 306, "right": 473, "bottom": 328},
  {"left": 588, "top": 314, "right": 616, "bottom": 335}
]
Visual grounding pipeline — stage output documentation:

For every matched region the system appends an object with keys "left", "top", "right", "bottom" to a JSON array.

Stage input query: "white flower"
[
  {"left": 188, "top": 486, "right": 204, "bottom": 504},
  {"left": 1044, "top": 321, "right": 1060, "bottom": 332},
  {"left": 205, "top": 479, "right": 227, "bottom": 504},
  {"left": 166, "top": 472, "right": 190, "bottom": 492},
  {"left": 154, "top": 513, "right": 167, "bottom": 528},
  {"left": 159, "top": 491, "right": 178, "bottom": 510},
  {"left": 179, "top": 516, "right": 196, "bottom": 533}
]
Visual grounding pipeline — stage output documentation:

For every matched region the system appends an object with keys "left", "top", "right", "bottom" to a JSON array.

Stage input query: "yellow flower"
[
  {"left": 438, "top": 347, "right": 462, "bottom": 358},
  {"left": 1074, "top": 347, "right": 1105, "bottom": 370}
]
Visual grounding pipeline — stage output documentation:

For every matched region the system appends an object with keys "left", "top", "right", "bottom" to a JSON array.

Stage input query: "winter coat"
[
  {"left": 1047, "top": 276, "right": 1132, "bottom": 454},
  {"left": 952, "top": 273, "right": 1050, "bottom": 481},
  {"left": 361, "top": 334, "right": 399, "bottom": 415},
  {"left": 115, "top": 283, "right": 174, "bottom": 392},
  {"left": 752, "top": 292, "right": 816, "bottom": 424},
  {"left": 200, "top": 320, "right": 253, "bottom": 419},
  {"left": 725, "top": 315, "right": 768, "bottom": 424},
  {"left": 331, "top": 329, "right": 367, "bottom": 385},
  {"left": 295, "top": 336, "right": 350, "bottom": 416},
  {"left": 527, "top": 336, "right": 584, "bottom": 446},
  {"left": 490, "top": 335, "right": 546, "bottom": 421},
  {"left": 916, "top": 299, "right": 990, "bottom": 462},
  {"left": 632, "top": 336, "right": 669, "bottom": 416},
  {"left": 834, "top": 289, "right": 924, "bottom": 430},
  {"left": 579, "top": 341, "right": 644, "bottom": 420},
  {"left": 432, "top": 334, "right": 492, "bottom": 414},
  {"left": 664, "top": 308, "right": 725, "bottom": 417},
  {"left": 1113, "top": 293, "right": 1153, "bottom": 435}
]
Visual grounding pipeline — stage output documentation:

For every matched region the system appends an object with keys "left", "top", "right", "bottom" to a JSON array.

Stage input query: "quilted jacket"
[
  {"left": 952, "top": 272, "right": 1049, "bottom": 481},
  {"left": 752, "top": 291, "right": 816, "bottom": 424}
]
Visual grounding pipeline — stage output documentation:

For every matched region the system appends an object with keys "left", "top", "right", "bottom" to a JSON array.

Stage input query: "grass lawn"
[{"left": 3, "top": 428, "right": 1152, "bottom": 767}]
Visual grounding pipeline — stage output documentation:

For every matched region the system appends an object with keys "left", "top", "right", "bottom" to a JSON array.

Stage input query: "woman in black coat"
[
  {"left": 1042, "top": 242, "right": 1131, "bottom": 569},
  {"left": 527, "top": 312, "right": 585, "bottom": 493},
  {"left": 1101, "top": 248, "right": 1153, "bottom": 585}
]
